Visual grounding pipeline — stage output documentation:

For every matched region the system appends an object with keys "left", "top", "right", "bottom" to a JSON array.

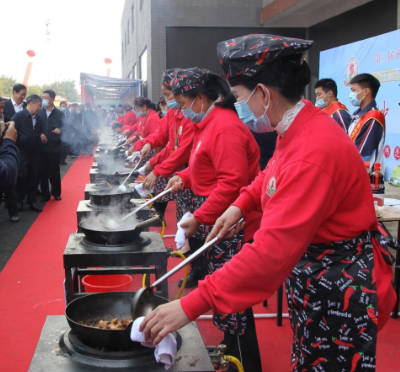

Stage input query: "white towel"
[
  {"left": 127, "top": 151, "right": 142, "bottom": 164},
  {"left": 135, "top": 183, "right": 155, "bottom": 197},
  {"left": 175, "top": 212, "right": 193, "bottom": 250},
  {"left": 130, "top": 316, "right": 177, "bottom": 370},
  {"left": 138, "top": 165, "right": 147, "bottom": 176}
]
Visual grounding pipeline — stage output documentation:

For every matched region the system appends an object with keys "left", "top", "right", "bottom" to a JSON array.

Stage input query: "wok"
[
  {"left": 96, "top": 170, "right": 139, "bottom": 186},
  {"left": 89, "top": 186, "right": 142, "bottom": 208},
  {"left": 79, "top": 215, "right": 160, "bottom": 245},
  {"left": 65, "top": 292, "right": 169, "bottom": 350}
]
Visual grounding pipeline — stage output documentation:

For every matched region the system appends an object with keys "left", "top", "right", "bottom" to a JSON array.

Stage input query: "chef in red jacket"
[
  {"left": 140, "top": 35, "right": 396, "bottom": 372},
  {"left": 162, "top": 67, "right": 262, "bottom": 371},
  {"left": 137, "top": 69, "right": 195, "bottom": 221}
]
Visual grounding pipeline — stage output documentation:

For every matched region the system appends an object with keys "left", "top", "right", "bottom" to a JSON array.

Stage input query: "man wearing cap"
[{"left": 140, "top": 34, "right": 395, "bottom": 372}]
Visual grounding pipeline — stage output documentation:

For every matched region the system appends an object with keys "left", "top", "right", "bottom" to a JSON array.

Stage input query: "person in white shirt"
[{"left": 4, "top": 84, "right": 27, "bottom": 118}]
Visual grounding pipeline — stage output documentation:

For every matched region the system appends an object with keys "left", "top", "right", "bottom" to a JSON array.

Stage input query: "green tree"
[
  {"left": 0, "top": 75, "right": 17, "bottom": 97},
  {"left": 27, "top": 84, "right": 42, "bottom": 96},
  {"left": 42, "top": 80, "right": 80, "bottom": 102}
]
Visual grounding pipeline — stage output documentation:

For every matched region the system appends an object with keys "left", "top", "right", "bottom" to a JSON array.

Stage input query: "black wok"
[
  {"left": 89, "top": 186, "right": 141, "bottom": 208},
  {"left": 96, "top": 171, "right": 139, "bottom": 186},
  {"left": 79, "top": 215, "right": 160, "bottom": 245},
  {"left": 65, "top": 292, "right": 169, "bottom": 350}
]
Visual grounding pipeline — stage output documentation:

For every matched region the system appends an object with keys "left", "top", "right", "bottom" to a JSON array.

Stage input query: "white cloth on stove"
[
  {"left": 135, "top": 183, "right": 155, "bottom": 197},
  {"left": 175, "top": 212, "right": 193, "bottom": 250},
  {"left": 130, "top": 316, "right": 177, "bottom": 370}
]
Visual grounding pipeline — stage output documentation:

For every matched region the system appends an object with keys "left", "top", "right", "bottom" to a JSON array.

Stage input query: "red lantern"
[
  {"left": 27, "top": 50, "right": 36, "bottom": 58},
  {"left": 104, "top": 58, "right": 112, "bottom": 65}
]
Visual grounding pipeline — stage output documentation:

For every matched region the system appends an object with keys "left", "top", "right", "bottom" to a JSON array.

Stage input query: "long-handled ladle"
[{"left": 130, "top": 218, "right": 244, "bottom": 320}]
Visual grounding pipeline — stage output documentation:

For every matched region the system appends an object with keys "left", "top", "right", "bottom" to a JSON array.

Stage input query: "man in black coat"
[
  {"left": 3, "top": 84, "right": 27, "bottom": 119},
  {"left": 0, "top": 121, "right": 19, "bottom": 191},
  {"left": 59, "top": 101, "right": 70, "bottom": 165},
  {"left": 0, "top": 98, "right": 19, "bottom": 221},
  {"left": 6, "top": 94, "right": 44, "bottom": 219},
  {"left": 38, "top": 90, "right": 63, "bottom": 201}
]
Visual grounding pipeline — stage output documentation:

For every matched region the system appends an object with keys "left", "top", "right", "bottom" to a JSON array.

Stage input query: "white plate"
[{"left": 383, "top": 198, "right": 400, "bottom": 206}]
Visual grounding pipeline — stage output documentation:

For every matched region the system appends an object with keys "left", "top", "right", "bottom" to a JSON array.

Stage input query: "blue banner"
[{"left": 319, "top": 29, "right": 400, "bottom": 179}]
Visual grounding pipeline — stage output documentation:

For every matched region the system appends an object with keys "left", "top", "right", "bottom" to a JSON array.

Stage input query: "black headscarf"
[
  {"left": 217, "top": 34, "right": 314, "bottom": 86},
  {"left": 162, "top": 68, "right": 182, "bottom": 88},
  {"left": 171, "top": 67, "right": 219, "bottom": 95}
]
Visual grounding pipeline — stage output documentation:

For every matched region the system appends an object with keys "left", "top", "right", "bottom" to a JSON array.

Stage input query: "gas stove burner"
[
  {"left": 59, "top": 329, "right": 158, "bottom": 369},
  {"left": 81, "top": 235, "right": 151, "bottom": 251},
  {"left": 85, "top": 201, "right": 135, "bottom": 212}
]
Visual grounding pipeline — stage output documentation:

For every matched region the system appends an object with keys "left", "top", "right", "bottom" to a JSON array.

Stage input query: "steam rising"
[{"left": 81, "top": 211, "right": 140, "bottom": 232}]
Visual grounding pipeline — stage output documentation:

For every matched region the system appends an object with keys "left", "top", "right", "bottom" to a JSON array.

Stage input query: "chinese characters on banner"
[{"left": 320, "top": 29, "right": 400, "bottom": 179}]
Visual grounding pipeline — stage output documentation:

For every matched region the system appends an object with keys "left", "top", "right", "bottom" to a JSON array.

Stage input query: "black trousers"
[
  {"left": 39, "top": 152, "right": 61, "bottom": 197},
  {"left": 60, "top": 141, "right": 69, "bottom": 163},
  {"left": 223, "top": 308, "right": 262, "bottom": 372},
  {"left": 6, "top": 152, "right": 39, "bottom": 214}
]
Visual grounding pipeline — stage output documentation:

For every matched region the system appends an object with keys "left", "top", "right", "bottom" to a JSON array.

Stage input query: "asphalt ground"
[{"left": 0, "top": 155, "right": 76, "bottom": 272}]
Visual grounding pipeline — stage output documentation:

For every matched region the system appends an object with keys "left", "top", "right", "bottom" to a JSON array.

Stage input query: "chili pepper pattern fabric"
[
  {"left": 286, "top": 232, "right": 379, "bottom": 372},
  {"left": 171, "top": 67, "right": 219, "bottom": 96},
  {"left": 217, "top": 34, "right": 314, "bottom": 87},
  {"left": 152, "top": 164, "right": 188, "bottom": 202},
  {"left": 177, "top": 193, "right": 247, "bottom": 334}
]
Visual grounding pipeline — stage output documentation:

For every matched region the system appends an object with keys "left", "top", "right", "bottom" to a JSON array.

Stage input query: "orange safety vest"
[
  {"left": 323, "top": 101, "right": 349, "bottom": 117},
  {"left": 349, "top": 109, "right": 386, "bottom": 143}
]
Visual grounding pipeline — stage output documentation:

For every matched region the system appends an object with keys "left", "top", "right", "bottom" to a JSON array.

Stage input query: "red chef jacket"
[
  {"left": 176, "top": 106, "right": 260, "bottom": 230},
  {"left": 148, "top": 110, "right": 194, "bottom": 178},
  {"left": 181, "top": 100, "right": 395, "bottom": 331}
]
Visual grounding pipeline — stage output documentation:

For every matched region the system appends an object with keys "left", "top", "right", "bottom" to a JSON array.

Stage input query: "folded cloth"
[
  {"left": 127, "top": 151, "right": 141, "bottom": 163},
  {"left": 130, "top": 316, "right": 177, "bottom": 370},
  {"left": 138, "top": 165, "right": 147, "bottom": 176},
  {"left": 135, "top": 182, "right": 155, "bottom": 197},
  {"left": 175, "top": 212, "right": 193, "bottom": 250}
]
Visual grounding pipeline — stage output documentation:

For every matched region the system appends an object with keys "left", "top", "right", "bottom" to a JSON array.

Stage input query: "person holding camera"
[{"left": 0, "top": 98, "right": 19, "bottom": 214}]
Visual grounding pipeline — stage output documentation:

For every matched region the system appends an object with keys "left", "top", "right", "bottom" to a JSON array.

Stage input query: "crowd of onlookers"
[{"left": 0, "top": 84, "right": 110, "bottom": 223}]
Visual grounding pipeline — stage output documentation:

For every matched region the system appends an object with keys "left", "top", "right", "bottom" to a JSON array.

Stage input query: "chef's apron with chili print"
[
  {"left": 178, "top": 193, "right": 248, "bottom": 335},
  {"left": 152, "top": 165, "right": 188, "bottom": 203},
  {"left": 286, "top": 231, "right": 393, "bottom": 372},
  {"left": 137, "top": 149, "right": 155, "bottom": 169}
]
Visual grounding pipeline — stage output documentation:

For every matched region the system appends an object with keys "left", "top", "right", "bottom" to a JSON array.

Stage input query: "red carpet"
[{"left": 0, "top": 156, "right": 399, "bottom": 371}]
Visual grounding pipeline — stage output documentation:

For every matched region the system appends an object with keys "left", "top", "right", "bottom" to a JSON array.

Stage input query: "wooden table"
[{"left": 378, "top": 204, "right": 400, "bottom": 318}]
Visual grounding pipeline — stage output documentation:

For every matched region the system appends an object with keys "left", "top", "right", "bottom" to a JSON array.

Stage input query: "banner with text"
[{"left": 320, "top": 29, "right": 400, "bottom": 179}]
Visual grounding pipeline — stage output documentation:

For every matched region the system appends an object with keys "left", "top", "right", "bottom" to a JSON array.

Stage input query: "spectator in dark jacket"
[
  {"left": 38, "top": 90, "right": 63, "bottom": 201},
  {"left": 0, "top": 122, "right": 19, "bottom": 191},
  {"left": 5, "top": 95, "right": 44, "bottom": 219},
  {"left": 59, "top": 101, "right": 70, "bottom": 165},
  {"left": 3, "top": 84, "right": 27, "bottom": 119},
  {"left": 0, "top": 98, "right": 19, "bottom": 220}
]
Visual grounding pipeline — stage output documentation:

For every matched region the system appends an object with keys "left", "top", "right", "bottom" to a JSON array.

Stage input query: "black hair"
[
  {"left": 181, "top": 75, "right": 236, "bottom": 111},
  {"left": 26, "top": 94, "right": 42, "bottom": 105},
  {"left": 13, "top": 84, "right": 27, "bottom": 93},
  {"left": 135, "top": 97, "right": 158, "bottom": 111},
  {"left": 0, "top": 97, "right": 3, "bottom": 102},
  {"left": 43, "top": 89, "right": 56, "bottom": 99},
  {"left": 85, "top": 103, "right": 91, "bottom": 108},
  {"left": 97, "top": 105, "right": 102, "bottom": 108},
  {"left": 60, "top": 101, "right": 67, "bottom": 106},
  {"left": 314, "top": 78, "right": 338, "bottom": 98},
  {"left": 110, "top": 105, "right": 116, "bottom": 109},
  {"left": 349, "top": 73, "right": 380, "bottom": 98},
  {"left": 241, "top": 54, "right": 311, "bottom": 103}
]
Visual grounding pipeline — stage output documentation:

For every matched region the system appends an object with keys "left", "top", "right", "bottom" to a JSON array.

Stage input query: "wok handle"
[
  {"left": 151, "top": 218, "right": 244, "bottom": 288},
  {"left": 121, "top": 187, "right": 172, "bottom": 221},
  {"left": 135, "top": 215, "right": 160, "bottom": 230}
]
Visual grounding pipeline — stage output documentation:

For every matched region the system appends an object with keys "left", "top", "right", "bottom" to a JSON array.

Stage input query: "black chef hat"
[
  {"left": 171, "top": 67, "right": 220, "bottom": 95},
  {"left": 162, "top": 68, "right": 182, "bottom": 88},
  {"left": 217, "top": 34, "right": 314, "bottom": 86},
  {"left": 134, "top": 96, "right": 152, "bottom": 107}
]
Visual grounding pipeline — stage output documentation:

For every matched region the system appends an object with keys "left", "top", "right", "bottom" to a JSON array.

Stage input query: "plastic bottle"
[
  {"left": 364, "top": 161, "right": 371, "bottom": 177},
  {"left": 371, "top": 162, "right": 385, "bottom": 206}
]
